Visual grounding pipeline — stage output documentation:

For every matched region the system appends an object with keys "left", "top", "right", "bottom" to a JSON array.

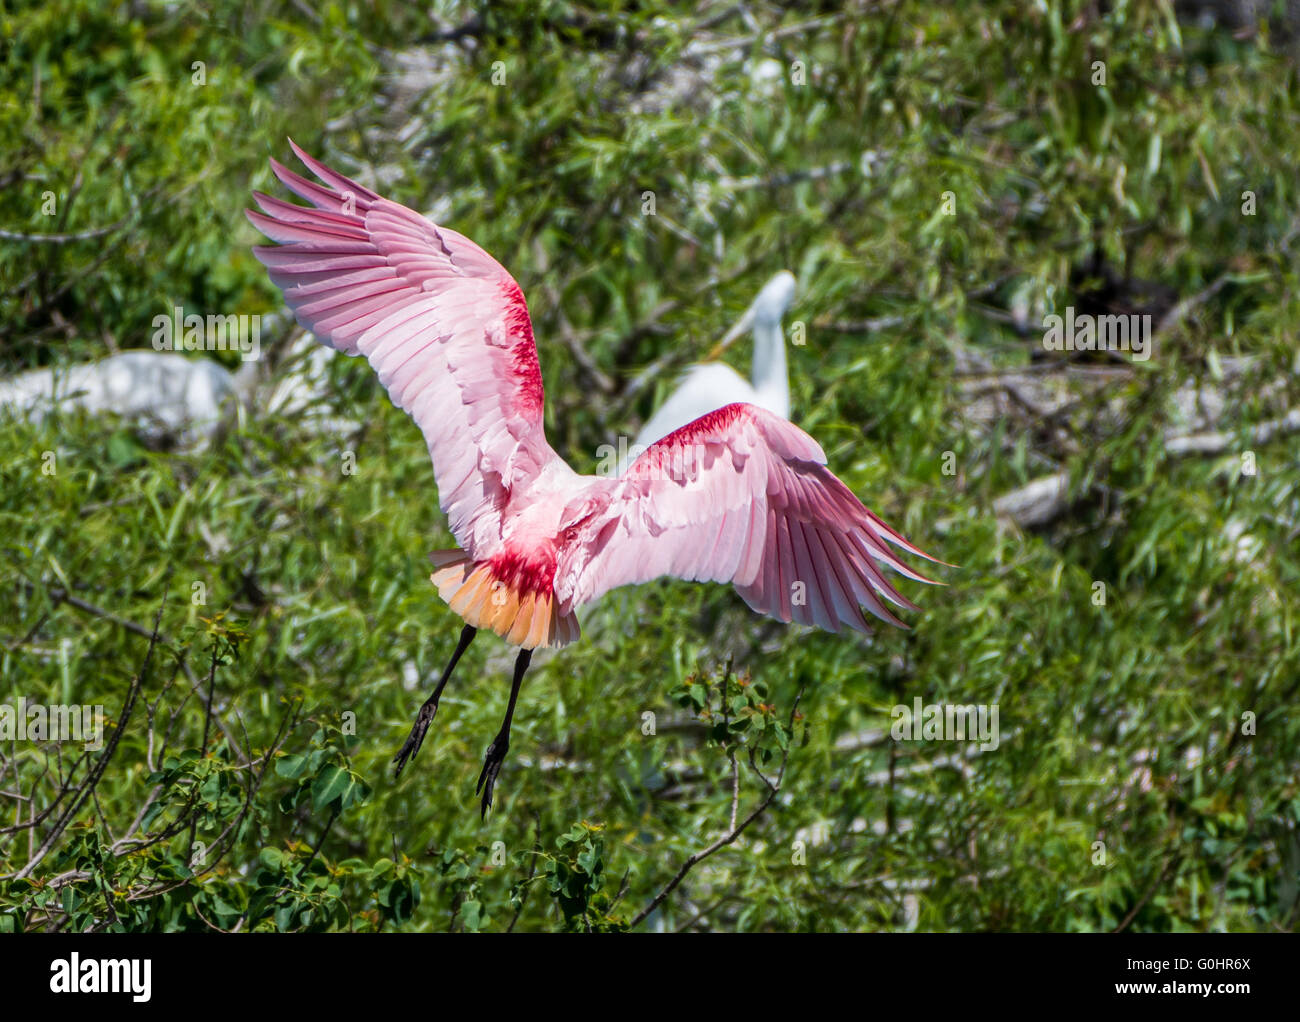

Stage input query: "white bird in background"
[{"left": 624, "top": 271, "right": 797, "bottom": 468}]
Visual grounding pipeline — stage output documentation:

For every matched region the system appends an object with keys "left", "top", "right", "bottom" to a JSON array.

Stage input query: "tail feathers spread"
[{"left": 429, "top": 549, "right": 578, "bottom": 649}]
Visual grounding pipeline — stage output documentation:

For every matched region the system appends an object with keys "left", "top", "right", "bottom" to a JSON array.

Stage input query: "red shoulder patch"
[
  {"left": 625, "top": 403, "right": 754, "bottom": 480},
  {"left": 655, "top": 402, "right": 751, "bottom": 445},
  {"left": 500, "top": 279, "right": 545, "bottom": 418}
]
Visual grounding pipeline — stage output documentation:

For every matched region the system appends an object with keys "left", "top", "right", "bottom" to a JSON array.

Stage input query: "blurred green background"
[{"left": 1, "top": 0, "right": 1297, "bottom": 931}]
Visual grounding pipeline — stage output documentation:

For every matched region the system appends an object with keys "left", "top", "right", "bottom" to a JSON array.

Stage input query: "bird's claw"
[
  {"left": 475, "top": 736, "right": 509, "bottom": 818},
  {"left": 392, "top": 700, "right": 438, "bottom": 778}
]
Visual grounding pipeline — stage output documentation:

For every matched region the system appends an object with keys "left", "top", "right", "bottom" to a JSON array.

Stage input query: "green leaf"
[{"left": 275, "top": 754, "right": 308, "bottom": 780}]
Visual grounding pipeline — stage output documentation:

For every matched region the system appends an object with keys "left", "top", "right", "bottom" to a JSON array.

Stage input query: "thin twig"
[
  {"left": 1113, "top": 855, "right": 1180, "bottom": 933},
  {"left": 630, "top": 682, "right": 806, "bottom": 929},
  {"left": 0, "top": 221, "right": 128, "bottom": 243},
  {"left": 15, "top": 594, "right": 163, "bottom": 879}
]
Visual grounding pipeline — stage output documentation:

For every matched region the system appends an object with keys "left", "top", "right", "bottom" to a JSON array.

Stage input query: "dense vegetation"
[{"left": 1, "top": 0, "right": 1297, "bottom": 931}]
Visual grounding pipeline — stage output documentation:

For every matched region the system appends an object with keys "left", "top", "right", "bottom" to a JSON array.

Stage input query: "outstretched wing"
[
  {"left": 556, "top": 403, "right": 939, "bottom": 632},
  {"left": 246, "top": 141, "right": 560, "bottom": 559}
]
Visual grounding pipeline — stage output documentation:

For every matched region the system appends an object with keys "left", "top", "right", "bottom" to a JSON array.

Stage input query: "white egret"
[{"left": 625, "top": 271, "right": 797, "bottom": 467}]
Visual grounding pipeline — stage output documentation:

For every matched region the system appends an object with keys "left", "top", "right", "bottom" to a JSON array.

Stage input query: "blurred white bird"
[
  {"left": 622, "top": 271, "right": 797, "bottom": 471},
  {"left": 0, "top": 351, "right": 243, "bottom": 446}
]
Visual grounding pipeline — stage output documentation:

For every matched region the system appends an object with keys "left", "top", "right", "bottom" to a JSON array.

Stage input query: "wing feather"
[
  {"left": 248, "top": 141, "right": 560, "bottom": 559},
  {"left": 557, "top": 403, "right": 939, "bottom": 635}
]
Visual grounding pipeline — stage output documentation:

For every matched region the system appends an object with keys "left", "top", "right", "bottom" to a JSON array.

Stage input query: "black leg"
[
  {"left": 393, "top": 624, "right": 476, "bottom": 778},
  {"left": 476, "top": 647, "right": 531, "bottom": 818}
]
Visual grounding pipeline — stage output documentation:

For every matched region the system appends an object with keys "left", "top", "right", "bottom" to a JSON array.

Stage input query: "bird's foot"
[
  {"left": 475, "top": 734, "right": 510, "bottom": 818},
  {"left": 392, "top": 699, "right": 439, "bottom": 778}
]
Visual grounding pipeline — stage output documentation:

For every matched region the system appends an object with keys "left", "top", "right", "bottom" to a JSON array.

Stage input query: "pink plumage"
[
  {"left": 249, "top": 143, "right": 945, "bottom": 810},
  {"left": 247, "top": 141, "right": 941, "bottom": 651}
]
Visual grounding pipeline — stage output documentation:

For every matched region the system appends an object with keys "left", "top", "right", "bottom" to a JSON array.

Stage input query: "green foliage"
[
  {"left": 673, "top": 665, "right": 794, "bottom": 757},
  {"left": 540, "top": 823, "right": 626, "bottom": 932},
  {"left": 1, "top": 0, "right": 1298, "bottom": 931}
]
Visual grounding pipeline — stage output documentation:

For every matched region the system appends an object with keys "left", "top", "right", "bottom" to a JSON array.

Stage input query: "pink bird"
[{"left": 247, "top": 143, "right": 941, "bottom": 816}]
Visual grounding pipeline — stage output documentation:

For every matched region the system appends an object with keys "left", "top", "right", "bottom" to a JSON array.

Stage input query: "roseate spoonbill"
[
  {"left": 247, "top": 143, "right": 940, "bottom": 817},
  {"left": 630, "top": 270, "right": 797, "bottom": 456}
]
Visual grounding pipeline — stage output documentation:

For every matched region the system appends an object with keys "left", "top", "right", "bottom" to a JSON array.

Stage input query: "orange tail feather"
[{"left": 429, "top": 549, "right": 578, "bottom": 650}]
